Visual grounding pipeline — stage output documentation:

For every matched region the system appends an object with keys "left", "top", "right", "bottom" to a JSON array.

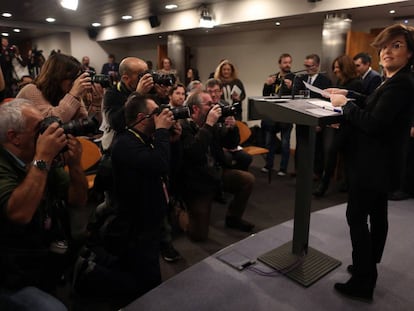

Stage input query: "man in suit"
[
  {"left": 299, "top": 54, "right": 332, "bottom": 179},
  {"left": 353, "top": 52, "right": 382, "bottom": 96},
  {"left": 301, "top": 53, "right": 331, "bottom": 96}
]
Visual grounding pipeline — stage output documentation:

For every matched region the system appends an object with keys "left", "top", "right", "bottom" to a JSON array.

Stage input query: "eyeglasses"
[
  {"left": 304, "top": 64, "right": 315, "bottom": 68},
  {"left": 381, "top": 41, "right": 405, "bottom": 52},
  {"left": 207, "top": 89, "right": 221, "bottom": 95}
]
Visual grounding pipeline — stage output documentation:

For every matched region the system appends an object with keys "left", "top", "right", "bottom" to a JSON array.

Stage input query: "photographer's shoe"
[
  {"left": 161, "top": 243, "right": 181, "bottom": 263},
  {"left": 313, "top": 181, "right": 328, "bottom": 197},
  {"left": 225, "top": 216, "right": 254, "bottom": 232},
  {"left": 334, "top": 277, "right": 374, "bottom": 303}
]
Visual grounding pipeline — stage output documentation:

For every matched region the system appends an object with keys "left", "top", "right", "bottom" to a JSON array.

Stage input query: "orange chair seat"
[{"left": 243, "top": 146, "right": 269, "bottom": 156}]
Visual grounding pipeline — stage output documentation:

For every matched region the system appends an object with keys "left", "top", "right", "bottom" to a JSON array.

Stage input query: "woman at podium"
[{"left": 328, "top": 24, "right": 414, "bottom": 302}]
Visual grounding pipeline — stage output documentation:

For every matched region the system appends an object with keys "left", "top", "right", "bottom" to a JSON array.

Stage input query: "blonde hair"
[{"left": 213, "top": 60, "right": 238, "bottom": 81}]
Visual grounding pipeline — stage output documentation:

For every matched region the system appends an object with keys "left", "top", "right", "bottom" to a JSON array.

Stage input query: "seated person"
[
  {"left": 0, "top": 99, "right": 87, "bottom": 297},
  {"left": 178, "top": 90, "right": 255, "bottom": 241}
]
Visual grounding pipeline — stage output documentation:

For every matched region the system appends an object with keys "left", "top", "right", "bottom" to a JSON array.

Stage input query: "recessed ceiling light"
[
  {"left": 275, "top": 21, "right": 281, "bottom": 26},
  {"left": 122, "top": 15, "right": 132, "bottom": 20},
  {"left": 91, "top": 22, "right": 101, "bottom": 27},
  {"left": 2, "top": 13, "right": 12, "bottom": 18},
  {"left": 1, "top": 33, "right": 9, "bottom": 37},
  {"left": 60, "top": 0, "right": 78, "bottom": 11},
  {"left": 46, "top": 17, "right": 56, "bottom": 23},
  {"left": 13, "top": 28, "right": 20, "bottom": 33},
  {"left": 404, "top": 19, "right": 409, "bottom": 24},
  {"left": 389, "top": 10, "right": 396, "bottom": 14},
  {"left": 165, "top": 4, "right": 178, "bottom": 10},
  {"left": 158, "top": 35, "right": 163, "bottom": 39}
]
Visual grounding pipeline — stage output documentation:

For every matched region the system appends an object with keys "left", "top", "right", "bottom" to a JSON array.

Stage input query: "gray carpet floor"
[{"left": 128, "top": 198, "right": 414, "bottom": 311}]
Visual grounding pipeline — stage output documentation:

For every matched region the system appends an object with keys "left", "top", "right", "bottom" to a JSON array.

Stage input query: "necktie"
[{"left": 307, "top": 76, "right": 312, "bottom": 85}]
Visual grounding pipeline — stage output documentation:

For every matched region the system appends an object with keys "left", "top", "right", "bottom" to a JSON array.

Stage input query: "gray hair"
[{"left": 0, "top": 99, "right": 32, "bottom": 144}]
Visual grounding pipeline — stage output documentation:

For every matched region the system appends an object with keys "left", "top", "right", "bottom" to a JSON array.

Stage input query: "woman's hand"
[
  {"left": 70, "top": 72, "right": 92, "bottom": 98},
  {"left": 330, "top": 94, "right": 348, "bottom": 107}
]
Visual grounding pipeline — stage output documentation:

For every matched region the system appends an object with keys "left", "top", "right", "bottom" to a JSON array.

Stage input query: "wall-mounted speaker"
[
  {"left": 149, "top": 15, "right": 161, "bottom": 28},
  {"left": 87, "top": 27, "right": 99, "bottom": 40}
]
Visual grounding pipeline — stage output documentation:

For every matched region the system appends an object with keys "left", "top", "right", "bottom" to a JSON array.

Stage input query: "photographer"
[
  {"left": 110, "top": 93, "right": 179, "bottom": 296},
  {"left": 206, "top": 78, "right": 252, "bottom": 171},
  {"left": 100, "top": 57, "right": 181, "bottom": 262},
  {"left": 16, "top": 53, "right": 91, "bottom": 122},
  {"left": 0, "top": 99, "right": 87, "bottom": 296},
  {"left": 178, "top": 90, "right": 255, "bottom": 241},
  {"left": 0, "top": 37, "right": 13, "bottom": 97},
  {"left": 10, "top": 45, "right": 30, "bottom": 85}
]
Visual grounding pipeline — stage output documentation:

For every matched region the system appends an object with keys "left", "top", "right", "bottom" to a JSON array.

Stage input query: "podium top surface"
[{"left": 248, "top": 96, "right": 343, "bottom": 126}]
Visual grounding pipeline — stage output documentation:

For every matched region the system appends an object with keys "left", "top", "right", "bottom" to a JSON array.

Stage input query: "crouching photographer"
[
  {"left": 178, "top": 90, "right": 255, "bottom": 241},
  {"left": 0, "top": 99, "right": 88, "bottom": 297}
]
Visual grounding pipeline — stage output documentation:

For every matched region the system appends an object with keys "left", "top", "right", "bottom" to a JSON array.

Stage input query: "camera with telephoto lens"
[
  {"left": 39, "top": 116, "right": 100, "bottom": 137},
  {"left": 84, "top": 70, "right": 112, "bottom": 88},
  {"left": 158, "top": 104, "right": 190, "bottom": 120},
  {"left": 138, "top": 70, "right": 176, "bottom": 87}
]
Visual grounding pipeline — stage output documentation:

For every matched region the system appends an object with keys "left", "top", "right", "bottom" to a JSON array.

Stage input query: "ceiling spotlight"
[
  {"left": 1, "top": 32, "right": 9, "bottom": 37},
  {"left": 275, "top": 21, "right": 281, "bottom": 26},
  {"left": 200, "top": 5, "right": 215, "bottom": 28},
  {"left": 91, "top": 22, "right": 101, "bottom": 27},
  {"left": 165, "top": 4, "right": 178, "bottom": 10},
  {"left": 60, "top": 0, "right": 78, "bottom": 11},
  {"left": 46, "top": 17, "right": 56, "bottom": 23},
  {"left": 2, "top": 13, "right": 12, "bottom": 18},
  {"left": 389, "top": 10, "right": 396, "bottom": 14},
  {"left": 13, "top": 28, "right": 21, "bottom": 32},
  {"left": 122, "top": 15, "right": 133, "bottom": 20}
]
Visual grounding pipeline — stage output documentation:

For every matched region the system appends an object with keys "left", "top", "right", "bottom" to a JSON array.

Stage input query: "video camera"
[
  {"left": 138, "top": 70, "right": 176, "bottom": 87},
  {"left": 158, "top": 104, "right": 190, "bottom": 120},
  {"left": 83, "top": 70, "right": 112, "bottom": 88}
]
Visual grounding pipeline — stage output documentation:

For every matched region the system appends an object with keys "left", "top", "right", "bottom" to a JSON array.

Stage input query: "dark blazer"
[
  {"left": 342, "top": 65, "right": 414, "bottom": 191},
  {"left": 300, "top": 73, "right": 332, "bottom": 98},
  {"left": 362, "top": 69, "right": 382, "bottom": 96}
]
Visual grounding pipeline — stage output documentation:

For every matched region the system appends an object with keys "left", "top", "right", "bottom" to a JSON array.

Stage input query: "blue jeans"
[
  {"left": 1, "top": 287, "right": 67, "bottom": 311},
  {"left": 262, "top": 120, "right": 292, "bottom": 172}
]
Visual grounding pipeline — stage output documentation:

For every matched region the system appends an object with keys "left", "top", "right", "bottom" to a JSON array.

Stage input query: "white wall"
[
  {"left": 69, "top": 29, "right": 108, "bottom": 72},
  {"left": 32, "top": 33, "right": 71, "bottom": 57},
  {"left": 185, "top": 25, "right": 323, "bottom": 120}
]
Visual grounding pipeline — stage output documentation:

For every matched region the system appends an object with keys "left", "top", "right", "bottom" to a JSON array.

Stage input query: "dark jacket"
[
  {"left": 262, "top": 72, "right": 295, "bottom": 96},
  {"left": 299, "top": 73, "right": 332, "bottom": 98},
  {"left": 0, "top": 146, "right": 70, "bottom": 290},
  {"left": 342, "top": 65, "right": 414, "bottom": 191},
  {"left": 179, "top": 119, "right": 239, "bottom": 194},
  {"left": 362, "top": 69, "right": 382, "bottom": 96},
  {"left": 103, "top": 82, "right": 132, "bottom": 133},
  {"left": 111, "top": 128, "right": 171, "bottom": 232}
]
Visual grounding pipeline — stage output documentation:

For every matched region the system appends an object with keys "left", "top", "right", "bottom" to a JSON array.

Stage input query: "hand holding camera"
[
  {"left": 63, "top": 135, "right": 82, "bottom": 168},
  {"left": 70, "top": 72, "right": 92, "bottom": 99},
  {"left": 206, "top": 104, "right": 222, "bottom": 126},
  {"left": 136, "top": 72, "right": 154, "bottom": 94},
  {"left": 154, "top": 108, "right": 175, "bottom": 130},
  {"left": 169, "top": 121, "right": 182, "bottom": 143},
  {"left": 35, "top": 122, "right": 67, "bottom": 164}
]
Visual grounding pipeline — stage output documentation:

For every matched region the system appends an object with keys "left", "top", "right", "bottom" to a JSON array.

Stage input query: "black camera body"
[
  {"left": 84, "top": 70, "right": 112, "bottom": 88},
  {"left": 138, "top": 70, "right": 176, "bottom": 87},
  {"left": 219, "top": 102, "right": 240, "bottom": 118},
  {"left": 159, "top": 105, "right": 190, "bottom": 120},
  {"left": 39, "top": 116, "right": 99, "bottom": 137}
]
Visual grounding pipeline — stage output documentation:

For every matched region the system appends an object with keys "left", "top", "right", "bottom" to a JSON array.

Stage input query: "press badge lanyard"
[{"left": 127, "top": 128, "right": 170, "bottom": 204}]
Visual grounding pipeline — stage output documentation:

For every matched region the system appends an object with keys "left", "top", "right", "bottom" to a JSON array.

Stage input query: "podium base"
[{"left": 258, "top": 241, "right": 341, "bottom": 287}]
